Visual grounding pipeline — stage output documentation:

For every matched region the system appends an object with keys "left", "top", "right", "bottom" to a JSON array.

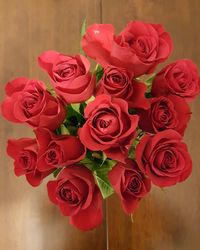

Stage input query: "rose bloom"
[
  {"left": 78, "top": 94, "right": 139, "bottom": 162},
  {"left": 82, "top": 21, "right": 173, "bottom": 76},
  {"left": 152, "top": 59, "right": 200, "bottom": 101},
  {"left": 35, "top": 128, "right": 86, "bottom": 172},
  {"left": 135, "top": 130, "right": 192, "bottom": 187},
  {"left": 7, "top": 138, "right": 52, "bottom": 186},
  {"left": 108, "top": 159, "right": 151, "bottom": 214},
  {"left": 47, "top": 164, "right": 103, "bottom": 231},
  {"left": 1, "top": 77, "right": 66, "bottom": 130},
  {"left": 96, "top": 66, "right": 149, "bottom": 109},
  {"left": 38, "top": 50, "right": 95, "bottom": 103},
  {"left": 138, "top": 95, "right": 191, "bottom": 135}
]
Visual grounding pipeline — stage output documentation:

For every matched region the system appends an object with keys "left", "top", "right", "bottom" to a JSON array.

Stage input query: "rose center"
[
  {"left": 99, "top": 119, "right": 112, "bottom": 128},
  {"left": 19, "top": 150, "right": 36, "bottom": 171},
  {"left": 45, "top": 143, "right": 61, "bottom": 165},
  {"left": 128, "top": 177, "right": 141, "bottom": 194}
]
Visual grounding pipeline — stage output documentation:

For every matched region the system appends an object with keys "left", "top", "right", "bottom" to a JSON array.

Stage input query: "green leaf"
[
  {"left": 80, "top": 19, "right": 87, "bottom": 54},
  {"left": 65, "top": 104, "right": 85, "bottom": 130},
  {"left": 128, "top": 130, "right": 146, "bottom": 159},
  {"left": 85, "top": 95, "right": 95, "bottom": 104},
  {"left": 53, "top": 168, "right": 62, "bottom": 178},
  {"left": 80, "top": 157, "right": 96, "bottom": 171},
  {"left": 80, "top": 155, "right": 116, "bottom": 199},
  {"left": 100, "top": 152, "right": 107, "bottom": 167},
  {"left": 71, "top": 103, "right": 81, "bottom": 115},
  {"left": 79, "top": 102, "right": 87, "bottom": 115},
  {"left": 94, "top": 64, "right": 104, "bottom": 82},
  {"left": 94, "top": 159, "right": 116, "bottom": 199},
  {"left": 145, "top": 73, "right": 156, "bottom": 93},
  {"left": 94, "top": 165, "right": 114, "bottom": 199},
  {"left": 128, "top": 108, "right": 137, "bottom": 115},
  {"left": 60, "top": 124, "right": 70, "bottom": 135}
]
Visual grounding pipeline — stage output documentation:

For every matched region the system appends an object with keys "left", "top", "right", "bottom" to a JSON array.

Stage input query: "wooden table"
[{"left": 0, "top": 1, "right": 200, "bottom": 249}]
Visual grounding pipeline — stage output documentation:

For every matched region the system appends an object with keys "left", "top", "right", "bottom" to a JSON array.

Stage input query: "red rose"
[
  {"left": 108, "top": 159, "right": 151, "bottom": 214},
  {"left": 35, "top": 128, "right": 86, "bottom": 172},
  {"left": 7, "top": 138, "right": 52, "bottom": 186},
  {"left": 135, "top": 130, "right": 192, "bottom": 187},
  {"left": 78, "top": 94, "right": 139, "bottom": 162},
  {"left": 38, "top": 50, "right": 95, "bottom": 103},
  {"left": 47, "top": 164, "right": 103, "bottom": 231},
  {"left": 82, "top": 21, "right": 173, "bottom": 76},
  {"left": 152, "top": 59, "right": 200, "bottom": 101},
  {"left": 1, "top": 77, "right": 66, "bottom": 130},
  {"left": 95, "top": 66, "right": 149, "bottom": 109},
  {"left": 138, "top": 95, "right": 191, "bottom": 135}
]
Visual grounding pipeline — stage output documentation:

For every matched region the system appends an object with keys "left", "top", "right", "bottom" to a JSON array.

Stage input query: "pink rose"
[
  {"left": 1, "top": 77, "right": 66, "bottom": 130},
  {"left": 38, "top": 50, "right": 95, "bottom": 103},
  {"left": 47, "top": 165, "right": 103, "bottom": 230},
  {"left": 135, "top": 130, "right": 192, "bottom": 187},
  {"left": 95, "top": 66, "right": 149, "bottom": 109},
  {"left": 35, "top": 128, "right": 86, "bottom": 172},
  {"left": 79, "top": 94, "right": 139, "bottom": 162},
  {"left": 82, "top": 21, "right": 173, "bottom": 76},
  {"left": 109, "top": 159, "right": 151, "bottom": 214},
  {"left": 152, "top": 59, "right": 200, "bottom": 101},
  {"left": 7, "top": 138, "right": 52, "bottom": 186},
  {"left": 138, "top": 95, "right": 191, "bottom": 135}
]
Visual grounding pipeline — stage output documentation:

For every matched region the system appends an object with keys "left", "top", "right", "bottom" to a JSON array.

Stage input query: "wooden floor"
[{"left": 0, "top": 0, "right": 200, "bottom": 249}]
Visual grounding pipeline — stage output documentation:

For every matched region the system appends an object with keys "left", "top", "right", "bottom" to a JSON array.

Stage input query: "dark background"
[{"left": 0, "top": 0, "right": 200, "bottom": 249}]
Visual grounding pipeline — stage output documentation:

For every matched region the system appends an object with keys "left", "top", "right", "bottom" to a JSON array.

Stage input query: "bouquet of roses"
[{"left": 1, "top": 20, "right": 200, "bottom": 231}]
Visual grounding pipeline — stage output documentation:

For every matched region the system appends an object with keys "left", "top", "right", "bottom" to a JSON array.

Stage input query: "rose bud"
[
  {"left": 35, "top": 128, "right": 86, "bottom": 172},
  {"left": 47, "top": 164, "right": 103, "bottom": 231},
  {"left": 82, "top": 21, "right": 173, "bottom": 76},
  {"left": 135, "top": 130, "right": 192, "bottom": 187},
  {"left": 78, "top": 94, "right": 139, "bottom": 162},
  {"left": 152, "top": 59, "right": 200, "bottom": 101},
  {"left": 108, "top": 159, "right": 151, "bottom": 214},
  {"left": 38, "top": 50, "right": 95, "bottom": 103},
  {"left": 1, "top": 77, "right": 66, "bottom": 130},
  {"left": 96, "top": 66, "right": 149, "bottom": 109},
  {"left": 7, "top": 138, "right": 52, "bottom": 187},
  {"left": 138, "top": 95, "right": 191, "bottom": 135}
]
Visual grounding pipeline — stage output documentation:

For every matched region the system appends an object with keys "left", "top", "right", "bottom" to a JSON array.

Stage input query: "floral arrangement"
[{"left": 1, "top": 20, "right": 200, "bottom": 231}]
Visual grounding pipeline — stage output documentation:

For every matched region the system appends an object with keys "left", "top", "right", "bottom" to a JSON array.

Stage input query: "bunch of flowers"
[{"left": 1, "top": 20, "right": 200, "bottom": 231}]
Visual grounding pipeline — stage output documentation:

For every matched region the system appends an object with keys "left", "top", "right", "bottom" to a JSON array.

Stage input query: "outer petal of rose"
[
  {"left": 47, "top": 180, "right": 59, "bottom": 204},
  {"left": 108, "top": 163, "right": 124, "bottom": 195},
  {"left": 145, "top": 167, "right": 180, "bottom": 187},
  {"left": 55, "top": 75, "right": 96, "bottom": 103},
  {"left": 7, "top": 138, "right": 36, "bottom": 158},
  {"left": 167, "top": 95, "right": 191, "bottom": 135},
  {"left": 135, "top": 134, "right": 150, "bottom": 173},
  {"left": 56, "top": 136, "right": 86, "bottom": 165},
  {"left": 122, "top": 196, "right": 139, "bottom": 214},
  {"left": 58, "top": 165, "right": 95, "bottom": 190},
  {"left": 138, "top": 108, "right": 154, "bottom": 133},
  {"left": 26, "top": 172, "right": 42, "bottom": 187},
  {"left": 1, "top": 96, "right": 22, "bottom": 123},
  {"left": 34, "top": 128, "right": 52, "bottom": 153},
  {"left": 128, "top": 82, "right": 150, "bottom": 109},
  {"left": 38, "top": 50, "right": 59, "bottom": 78},
  {"left": 69, "top": 187, "right": 103, "bottom": 231},
  {"left": 5, "top": 77, "right": 28, "bottom": 96},
  {"left": 82, "top": 24, "right": 114, "bottom": 66},
  {"left": 30, "top": 96, "right": 66, "bottom": 130},
  {"left": 104, "top": 147, "right": 128, "bottom": 163}
]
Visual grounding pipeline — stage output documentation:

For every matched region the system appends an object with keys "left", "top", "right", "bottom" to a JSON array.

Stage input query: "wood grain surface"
[{"left": 0, "top": 0, "right": 200, "bottom": 250}]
